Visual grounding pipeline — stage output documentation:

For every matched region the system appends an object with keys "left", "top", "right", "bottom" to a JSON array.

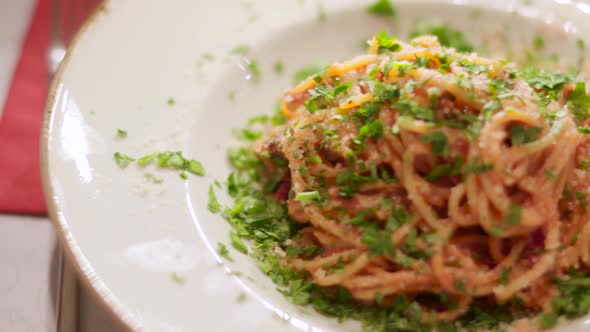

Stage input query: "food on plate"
[{"left": 221, "top": 32, "right": 590, "bottom": 331}]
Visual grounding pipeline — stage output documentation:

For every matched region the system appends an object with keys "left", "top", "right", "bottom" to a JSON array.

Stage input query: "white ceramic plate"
[{"left": 42, "top": 0, "right": 590, "bottom": 331}]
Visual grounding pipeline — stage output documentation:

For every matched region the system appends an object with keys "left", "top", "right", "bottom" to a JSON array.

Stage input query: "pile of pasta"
[{"left": 256, "top": 34, "right": 590, "bottom": 327}]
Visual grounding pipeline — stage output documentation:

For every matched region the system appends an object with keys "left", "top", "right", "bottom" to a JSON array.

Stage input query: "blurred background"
[{"left": 0, "top": 0, "right": 124, "bottom": 331}]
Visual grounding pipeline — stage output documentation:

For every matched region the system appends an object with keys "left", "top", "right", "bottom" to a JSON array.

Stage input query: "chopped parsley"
[
  {"left": 236, "top": 292, "right": 248, "bottom": 303},
  {"left": 544, "top": 170, "right": 558, "bottom": 182},
  {"left": 228, "top": 90, "right": 236, "bottom": 102},
  {"left": 375, "top": 30, "right": 402, "bottom": 53},
  {"left": 426, "top": 157, "right": 463, "bottom": 181},
  {"left": 509, "top": 123, "right": 541, "bottom": 145},
  {"left": 533, "top": 34, "right": 545, "bottom": 50},
  {"left": 519, "top": 67, "right": 573, "bottom": 92},
  {"left": 500, "top": 268, "right": 510, "bottom": 285},
  {"left": 208, "top": 185, "right": 222, "bottom": 213},
  {"left": 230, "top": 232, "right": 248, "bottom": 254},
  {"left": 567, "top": 82, "right": 590, "bottom": 122},
  {"left": 231, "top": 44, "right": 250, "bottom": 55},
  {"left": 367, "top": 0, "right": 396, "bottom": 18},
  {"left": 455, "top": 279, "right": 468, "bottom": 295},
  {"left": 217, "top": 242, "right": 233, "bottom": 261},
  {"left": 171, "top": 272, "right": 185, "bottom": 285},
  {"left": 295, "top": 191, "right": 321, "bottom": 202},
  {"left": 113, "top": 152, "right": 135, "bottom": 169},
  {"left": 144, "top": 173, "right": 164, "bottom": 184},
  {"left": 421, "top": 131, "right": 450, "bottom": 156},
  {"left": 167, "top": 98, "right": 176, "bottom": 106},
  {"left": 116, "top": 129, "right": 128, "bottom": 138},
  {"left": 247, "top": 60, "right": 261, "bottom": 82},
  {"left": 129, "top": 151, "right": 206, "bottom": 176},
  {"left": 274, "top": 61, "right": 284, "bottom": 74},
  {"left": 504, "top": 203, "right": 521, "bottom": 225}
]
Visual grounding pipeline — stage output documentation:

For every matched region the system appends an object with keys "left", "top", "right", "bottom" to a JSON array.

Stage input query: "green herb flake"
[
  {"left": 455, "top": 279, "right": 468, "bottom": 295},
  {"left": 208, "top": 185, "right": 222, "bottom": 213},
  {"left": 167, "top": 98, "right": 176, "bottom": 106},
  {"left": 236, "top": 292, "right": 248, "bottom": 304},
  {"left": 489, "top": 225, "right": 503, "bottom": 237},
  {"left": 144, "top": 173, "right": 164, "bottom": 184},
  {"left": 231, "top": 44, "right": 250, "bottom": 55},
  {"left": 509, "top": 123, "right": 542, "bottom": 145},
  {"left": 500, "top": 268, "right": 510, "bottom": 285},
  {"left": 116, "top": 129, "right": 128, "bottom": 138},
  {"left": 295, "top": 191, "right": 321, "bottom": 202},
  {"left": 375, "top": 30, "right": 402, "bottom": 53},
  {"left": 217, "top": 242, "right": 233, "bottom": 262},
  {"left": 421, "top": 131, "right": 450, "bottom": 156},
  {"left": 228, "top": 90, "right": 236, "bottom": 102},
  {"left": 568, "top": 82, "right": 590, "bottom": 122},
  {"left": 113, "top": 152, "right": 135, "bottom": 169},
  {"left": 539, "top": 312, "right": 558, "bottom": 329},
  {"left": 274, "top": 61, "right": 284, "bottom": 74},
  {"left": 544, "top": 170, "right": 558, "bottom": 182},
  {"left": 171, "top": 272, "right": 185, "bottom": 285},
  {"left": 534, "top": 34, "right": 545, "bottom": 50},
  {"left": 367, "top": 0, "right": 396, "bottom": 18},
  {"left": 230, "top": 232, "right": 248, "bottom": 254},
  {"left": 504, "top": 203, "right": 521, "bottom": 225},
  {"left": 247, "top": 60, "right": 261, "bottom": 82}
]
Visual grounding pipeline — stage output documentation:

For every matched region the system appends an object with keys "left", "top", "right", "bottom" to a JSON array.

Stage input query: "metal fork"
[{"left": 49, "top": 1, "right": 100, "bottom": 331}]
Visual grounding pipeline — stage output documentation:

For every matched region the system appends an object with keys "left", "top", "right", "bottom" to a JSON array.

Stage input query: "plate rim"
[{"left": 41, "top": 0, "right": 136, "bottom": 331}]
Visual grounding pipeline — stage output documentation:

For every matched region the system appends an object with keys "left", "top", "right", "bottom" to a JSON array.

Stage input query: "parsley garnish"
[
  {"left": 295, "top": 191, "right": 321, "bottom": 202},
  {"left": 231, "top": 44, "right": 250, "bottom": 55},
  {"left": 134, "top": 151, "right": 206, "bottom": 176},
  {"left": 247, "top": 60, "right": 261, "bottom": 82},
  {"left": 367, "top": 0, "right": 396, "bottom": 18},
  {"left": 426, "top": 157, "right": 463, "bottom": 181},
  {"left": 230, "top": 232, "right": 248, "bottom": 254},
  {"left": 455, "top": 279, "right": 468, "bottom": 295},
  {"left": 167, "top": 98, "right": 176, "bottom": 106},
  {"left": 116, "top": 129, "right": 128, "bottom": 138},
  {"left": 422, "top": 131, "right": 450, "bottom": 156},
  {"left": 144, "top": 173, "right": 164, "bottom": 184},
  {"left": 113, "top": 152, "right": 135, "bottom": 169},
  {"left": 217, "top": 242, "right": 233, "bottom": 261},
  {"left": 236, "top": 292, "right": 248, "bottom": 304},
  {"left": 356, "top": 120, "right": 384, "bottom": 144},
  {"left": 375, "top": 30, "right": 402, "bottom": 53},
  {"left": 208, "top": 185, "right": 222, "bottom": 213},
  {"left": 500, "top": 268, "right": 510, "bottom": 285},
  {"left": 373, "top": 81, "right": 400, "bottom": 102},
  {"left": 567, "top": 82, "right": 590, "bottom": 122},
  {"left": 504, "top": 203, "right": 521, "bottom": 225},
  {"left": 533, "top": 34, "right": 545, "bottom": 50},
  {"left": 274, "top": 61, "right": 284, "bottom": 74},
  {"left": 171, "top": 272, "right": 185, "bottom": 285},
  {"left": 509, "top": 123, "right": 541, "bottom": 145},
  {"left": 520, "top": 67, "right": 573, "bottom": 92},
  {"left": 544, "top": 170, "right": 558, "bottom": 182}
]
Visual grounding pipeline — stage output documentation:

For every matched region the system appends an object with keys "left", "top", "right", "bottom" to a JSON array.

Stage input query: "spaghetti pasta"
[{"left": 229, "top": 32, "right": 590, "bottom": 330}]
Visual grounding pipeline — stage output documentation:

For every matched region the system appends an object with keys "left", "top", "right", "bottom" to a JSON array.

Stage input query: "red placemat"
[{"left": 0, "top": 0, "right": 50, "bottom": 215}]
